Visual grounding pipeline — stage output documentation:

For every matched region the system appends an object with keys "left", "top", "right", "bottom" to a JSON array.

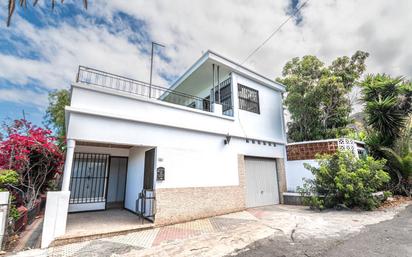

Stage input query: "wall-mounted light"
[{"left": 224, "top": 134, "right": 232, "bottom": 145}]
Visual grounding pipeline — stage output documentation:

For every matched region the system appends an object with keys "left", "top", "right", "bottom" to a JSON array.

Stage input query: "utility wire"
[{"left": 241, "top": 0, "right": 309, "bottom": 65}]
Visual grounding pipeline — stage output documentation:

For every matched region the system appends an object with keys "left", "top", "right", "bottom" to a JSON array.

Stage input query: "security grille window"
[
  {"left": 214, "top": 82, "right": 232, "bottom": 113},
  {"left": 203, "top": 77, "right": 233, "bottom": 115},
  {"left": 203, "top": 96, "right": 211, "bottom": 111},
  {"left": 238, "top": 84, "right": 260, "bottom": 114}
]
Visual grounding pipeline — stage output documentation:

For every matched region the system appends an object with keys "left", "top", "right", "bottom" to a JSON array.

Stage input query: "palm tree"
[
  {"left": 361, "top": 74, "right": 412, "bottom": 147},
  {"left": 381, "top": 147, "right": 412, "bottom": 196},
  {"left": 380, "top": 120, "right": 412, "bottom": 196},
  {"left": 6, "top": 0, "right": 88, "bottom": 26}
]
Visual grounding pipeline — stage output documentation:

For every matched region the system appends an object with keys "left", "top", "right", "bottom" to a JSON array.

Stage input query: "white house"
[{"left": 42, "top": 50, "right": 288, "bottom": 247}]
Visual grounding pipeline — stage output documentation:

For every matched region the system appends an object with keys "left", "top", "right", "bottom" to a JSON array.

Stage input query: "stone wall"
[
  {"left": 286, "top": 141, "right": 338, "bottom": 161},
  {"left": 154, "top": 155, "right": 247, "bottom": 226}
]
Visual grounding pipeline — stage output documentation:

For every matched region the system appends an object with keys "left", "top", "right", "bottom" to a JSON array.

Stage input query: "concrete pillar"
[
  {"left": 276, "top": 158, "right": 287, "bottom": 204},
  {"left": 0, "top": 192, "right": 9, "bottom": 250},
  {"left": 212, "top": 103, "right": 223, "bottom": 115},
  {"left": 61, "top": 139, "right": 75, "bottom": 191},
  {"left": 41, "top": 191, "right": 70, "bottom": 248}
]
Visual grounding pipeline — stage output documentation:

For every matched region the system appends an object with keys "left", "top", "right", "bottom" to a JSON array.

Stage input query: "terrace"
[{"left": 76, "top": 66, "right": 233, "bottom": 117}]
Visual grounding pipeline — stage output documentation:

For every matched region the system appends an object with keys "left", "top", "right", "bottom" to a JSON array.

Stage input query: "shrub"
[
  {"left": 0, "top": 119, "right": 64, "bottom": 209},
  {"left": 298, "top": 151, "right": 390, "bottom": 210},
  {"left": 0, "top": 169, "right": 19, "bottom": 189}
]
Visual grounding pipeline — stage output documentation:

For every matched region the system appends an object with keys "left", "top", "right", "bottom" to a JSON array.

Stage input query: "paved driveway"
[
  {"left": 230, "top": 204, "right": 412, "bottom": 257},
  {"left": 12, "top": 203, "right": 410, "bottom": 257}
]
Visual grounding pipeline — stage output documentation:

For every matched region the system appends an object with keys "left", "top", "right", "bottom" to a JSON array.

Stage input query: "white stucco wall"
[
  {"left": 124, "top": 146, "right": 152, "bottom": 212},
  {"left": 42, "top": 191, "right": 70, "bottom": 248},
  {"left": 67, "top": 112, "right": 285, "bottom": 189},
  {"left": 69, "top": 80, "right": 285, "bottom": 144},
  {"left": 285, "top": 160, "right": 317, "bottom": 192},
  {"left": 74, "top": 145, "right": 130, "bottom": 156},
  {"left": 66, "top": 71, "right": 286, "bottom": 190},
  {"left": 0, "top": 192, "right": 9, "bottom": 249},
  {"left": 232, "top": 73, "right": 286, "bottom": 143}
]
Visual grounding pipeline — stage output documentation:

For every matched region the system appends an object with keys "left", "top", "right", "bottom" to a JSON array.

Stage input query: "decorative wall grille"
[{"left": 337, "top": 138, "right": 358, "bottom": 157}]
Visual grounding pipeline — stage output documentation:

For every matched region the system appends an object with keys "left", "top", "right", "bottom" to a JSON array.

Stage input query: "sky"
[{"left": 1, "top": 0, "right": 412, "bottom": 126}]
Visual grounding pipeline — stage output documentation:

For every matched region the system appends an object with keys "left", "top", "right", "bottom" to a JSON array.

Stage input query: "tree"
[
  {"left": 277, "top": 51, "right": 369, "bottom": 142},
  {"left": 361, "top": 74, "right": 412, "bottom": 148},
  {"left": 380, "top": 147, "right": 412, "bottom": 196},
  {"left": 380, "top": 119, "right": 412, "bottom": 196},
  {"left": 6, "top": 0, "right": 88, "bottom": 26},
  {"left": 361, "top": 74, "right": 412, "bottom": 195},
  {"left": 0, "top": 119, "right": 63, "bottom": 209},
  {"left": 44, "top": 89, "right": 70, "bottom": 145}
]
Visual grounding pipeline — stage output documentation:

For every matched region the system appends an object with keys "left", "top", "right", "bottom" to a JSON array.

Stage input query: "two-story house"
[{"left": 41, "top": 50, "right": 288, "bottom": 247}]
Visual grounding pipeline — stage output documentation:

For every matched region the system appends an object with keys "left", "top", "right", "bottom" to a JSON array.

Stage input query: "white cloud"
[
  {"left": 0, "top": 88, "right": 47, "bottom": 108},
  {"left": 1, "top": 0, "right": 412, "bottom": 111}
]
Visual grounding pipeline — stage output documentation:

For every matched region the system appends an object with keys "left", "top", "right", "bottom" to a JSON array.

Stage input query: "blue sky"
[{"left": 1, "top": 0, "right": 412, "bottom": 127}]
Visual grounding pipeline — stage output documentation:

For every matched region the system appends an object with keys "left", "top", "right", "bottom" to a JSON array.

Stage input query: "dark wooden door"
[{"left": 143, "top": 148, "right": 155, "bottom": 190}]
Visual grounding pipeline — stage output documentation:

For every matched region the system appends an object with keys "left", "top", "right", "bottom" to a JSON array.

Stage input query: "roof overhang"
[{"left": 169, "top": 50, "right": 286, "bottom": 93}]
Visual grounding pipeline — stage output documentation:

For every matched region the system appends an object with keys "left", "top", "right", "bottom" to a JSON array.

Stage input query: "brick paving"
[
  {"left": 12, "top": 203, "right": 410, "bottom": 257},
  {"left": 46, "top": 212, "right": 257, "bottom": 257}
]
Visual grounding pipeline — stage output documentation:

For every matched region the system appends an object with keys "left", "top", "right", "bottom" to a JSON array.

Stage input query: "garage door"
[{"left": 245, "top": 157, "right": 279, "bottom": 207}]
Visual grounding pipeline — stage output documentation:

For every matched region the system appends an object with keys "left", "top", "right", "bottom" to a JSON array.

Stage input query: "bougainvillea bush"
[
  {"left": 0, "top": 119, "right": 64, "bottom": 209},
  {"left": 298, "top": 151, "right": 390, "bottom": 210}
]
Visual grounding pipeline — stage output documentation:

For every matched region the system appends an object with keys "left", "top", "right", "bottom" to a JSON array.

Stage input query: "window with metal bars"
[
  {"left": 238, "top": 84, "right": 260, "bottom": 114},
  {"left": 215, "top": 83, "right": 232, "bottom": 113}
]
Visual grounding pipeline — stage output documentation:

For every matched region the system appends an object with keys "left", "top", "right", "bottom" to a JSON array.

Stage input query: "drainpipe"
[{"left": 61, "top": 139, "right": 76, "bottom": 191}]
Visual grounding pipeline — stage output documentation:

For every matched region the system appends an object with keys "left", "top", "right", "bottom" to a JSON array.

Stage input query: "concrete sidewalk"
[{"left": 11, "top": 203, "right": 410, "bottom": 257}]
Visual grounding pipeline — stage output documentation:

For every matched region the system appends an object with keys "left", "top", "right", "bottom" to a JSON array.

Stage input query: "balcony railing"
[{"left": 76, "top": 66, "right": 212, "bottom": 113}]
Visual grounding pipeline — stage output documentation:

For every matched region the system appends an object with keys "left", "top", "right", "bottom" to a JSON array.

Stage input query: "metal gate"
[{"left": 69, "top": 153, "right": 109, "bottom": 212}]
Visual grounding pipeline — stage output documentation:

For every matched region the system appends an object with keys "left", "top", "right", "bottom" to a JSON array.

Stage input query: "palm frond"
[
  {"left": 7, "top": 0, "right": 16, "bottom": 27},
  {"left": 6, "top": 0, "right": 88, "bottom": 26},
  {"left": 365, "top": 96, "right": 406, "bottom": 140},
  {"left": 380, "top": 147, "right": 403, "bottom": 169}
]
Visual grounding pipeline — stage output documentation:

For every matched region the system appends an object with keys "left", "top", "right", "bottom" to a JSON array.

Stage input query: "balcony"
[{"left": 76, "top": 66, "right": 233, "bottom": 116}]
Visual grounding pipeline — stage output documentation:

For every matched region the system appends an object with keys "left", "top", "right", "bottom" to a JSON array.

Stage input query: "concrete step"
[{"left": 52, "top": 224, "right": 154, "bottom": 247}]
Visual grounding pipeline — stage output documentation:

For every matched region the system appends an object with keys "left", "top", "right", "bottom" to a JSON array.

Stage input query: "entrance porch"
[
  {"left": 66, "top": 141, "right": 156, "bottom": 216},
  {"left": 55, "top": 209, "right": 153, "bottom": 244},
  {"left": 47, "top": 140, "right": 158, "bottom": 246}
]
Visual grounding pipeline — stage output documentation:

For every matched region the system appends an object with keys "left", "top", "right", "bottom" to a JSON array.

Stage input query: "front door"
[
  {"left": 141, "top": 148, "right": 156, "bottom": 220},
  {"left": 106, "top": 157, "right": 128, "bottom": 209},
  {"left": 143, "top": 148, "right": 155, "bottom": 190}
]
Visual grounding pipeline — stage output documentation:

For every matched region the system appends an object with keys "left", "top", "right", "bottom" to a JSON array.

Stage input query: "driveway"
[
  {"left": 12, "top": 203, "right": 410, "bottom": 257},
  {"left": 229, "top": 204, "right": 412, "bottom": 257},
  {"left": 323, "top": 204, "right": 412, "bottom": 257}
]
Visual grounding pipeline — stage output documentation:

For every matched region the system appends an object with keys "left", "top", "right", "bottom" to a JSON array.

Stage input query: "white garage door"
[{"left": 245, "top": 157, "right": 279, "bottom": 208}]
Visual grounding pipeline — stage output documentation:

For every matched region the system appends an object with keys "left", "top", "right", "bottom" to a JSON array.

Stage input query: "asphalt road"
[{"left": 229, "top": 205, "right": 412, "bottom": 257}]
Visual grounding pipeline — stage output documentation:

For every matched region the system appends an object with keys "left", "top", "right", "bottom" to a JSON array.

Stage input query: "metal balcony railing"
[{"left": 76, "top": 66, "right": 212, "bottom": 113}]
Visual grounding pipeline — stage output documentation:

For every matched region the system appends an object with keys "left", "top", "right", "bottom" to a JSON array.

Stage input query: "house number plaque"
[{"left": 157, "top": 167, "right": 165, "bottom": 181}]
